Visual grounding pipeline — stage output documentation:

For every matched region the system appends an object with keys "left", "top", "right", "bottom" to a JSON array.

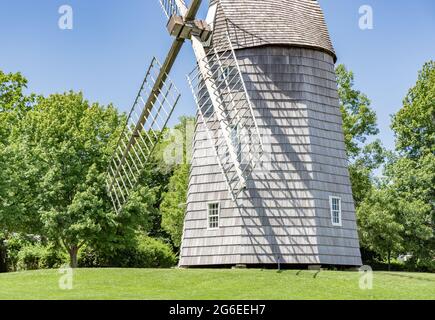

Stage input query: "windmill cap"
[{"left": 210, "top": 0, "right": 337, "bottom": 62}]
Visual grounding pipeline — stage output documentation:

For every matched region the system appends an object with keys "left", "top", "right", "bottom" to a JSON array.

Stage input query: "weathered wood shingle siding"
[
  {"left": 179, "top": 0, "right": 362, "bottom": 267},
  {"left": 210, "top": 0, "right": 336, "bottom": 61}
]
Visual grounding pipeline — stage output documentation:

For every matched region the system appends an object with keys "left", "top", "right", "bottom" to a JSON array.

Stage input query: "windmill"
[{"left": 107, "top": 0, "right": 363, "bottom": 268}]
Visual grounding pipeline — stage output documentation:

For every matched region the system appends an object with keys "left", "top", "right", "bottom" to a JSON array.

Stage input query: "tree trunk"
[
  {"left": 0, "top": 239, "right": 7, "bottom": 273},
  {"left": 69, "top": 246, "right": 78, "bottom": 269},
  {"left": 387, "top": 250, "right": 391, "bottom": 271}
]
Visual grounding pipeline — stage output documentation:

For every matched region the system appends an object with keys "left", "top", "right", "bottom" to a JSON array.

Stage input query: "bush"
[
  {"left": 134, "top": 235, "right": 177, "bottom": 268},
  {"left": 17, "top": 245, "right": 66, "bottom": 270},
  {"left": 420, "top": 260, "right": 435, "bottom": 273},
  {"left": 78, "top": 235, "right": 177, "bottom": 268},
  {"left": 5, "top": 234, "right": 32, "bottom": 271},
  {"left": 40, "top": 247, "right": 67, "bottom": 269},
  {"left": 17, "top": 245, "right": 46, "bottom": 270},
  {"left": 78, "top": 246, "right": 106, "bottom": 268},
  {"left": 404, "top": 259, "right": 435, "bottom": 273}
]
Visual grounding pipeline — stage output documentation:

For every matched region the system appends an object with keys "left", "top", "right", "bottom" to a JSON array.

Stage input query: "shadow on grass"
[
  {"left": 383, "top": 272, "right": 435, "bottom": 282},
  {"left": 295, "top": 270, "right": 321, "bottom": 278}
]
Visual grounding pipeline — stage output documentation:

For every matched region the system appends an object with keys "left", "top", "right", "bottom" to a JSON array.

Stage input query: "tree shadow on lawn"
[
  {"left": 295, "top": 269, "right": 321, "bottom": 279},
  {"left": 382, "top": 272, "right": 435, "bottom": 282}
]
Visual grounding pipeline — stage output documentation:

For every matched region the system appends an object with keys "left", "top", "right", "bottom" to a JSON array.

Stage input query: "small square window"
[
  {"left": 329, "top": 196, "right": 342, "bottom": 226},
  {"left": 208, "top": 202, "right": 220, "bottom": 229}
]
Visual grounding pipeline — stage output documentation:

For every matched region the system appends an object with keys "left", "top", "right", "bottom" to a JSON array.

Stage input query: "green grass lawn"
[{"left": 0, "top": 268, "right": 434, "bottom": 300}]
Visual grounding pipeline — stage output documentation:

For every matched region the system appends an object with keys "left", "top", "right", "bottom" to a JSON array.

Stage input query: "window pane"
[
  {"left": 208, "top": 203, "right": 219, "bottom": 229},
  {"left": 333, "top": 211, "right": 339, "bottom": 224},
  {"left": 331, "top": 197, "right": 341, "bottom": 225},
  {"left": 332, "top": 198, "right": 339, "bottom": 211}
]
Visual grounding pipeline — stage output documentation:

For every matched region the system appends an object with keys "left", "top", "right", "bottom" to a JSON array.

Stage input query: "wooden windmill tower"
[{"left": 107, "top": 0, "right": 362, "bottom": 268}]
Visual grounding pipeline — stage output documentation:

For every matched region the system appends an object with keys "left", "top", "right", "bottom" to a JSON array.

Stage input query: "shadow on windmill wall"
[
  {"left": 235, "top": 45, "right": 320, "bottom": 265},
  {"left": 235, "top": 43, "right": 361, "bottom": 266}
]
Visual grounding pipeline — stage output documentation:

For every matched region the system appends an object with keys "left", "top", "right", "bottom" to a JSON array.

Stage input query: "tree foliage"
[
  {"left": 0, "top": 71, "right": 35, "bottom": 232},
  {"left": 7, "top": 92, "right": 157, "bottom": 267},
  {"left": 357, "top": 188, "right": 404, "bottom": 270},
  {"left": 336, "top": 64, "right": 385, "bottom": 205},
  {"left": 0, "top": 71, "right": 36, "bottom": 272},
  {"left": 161, "top": 163, "right": 189, "bottom": 250},
  {"left": 336, "top": 64, "right": 379, "bottom": 159},
  {"left": 391, "top": 61, "right": 435, "bottom": 159},
  {"left": 387, "top": 61, "right": 434, "bottom": 264},
  {"left": 160, "top": 117, "right": 194, "bottom": 250},
  {"left": 357, "top": 61, "right": 435, "bottom": 267}
]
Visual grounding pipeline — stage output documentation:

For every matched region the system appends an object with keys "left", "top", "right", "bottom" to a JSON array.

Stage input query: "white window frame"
[
  {"left": 329, "top": 196, "right": 342, "bottom": 227},
  {"left": 207, "top": 202, "right": 220, "bottom": 230}
]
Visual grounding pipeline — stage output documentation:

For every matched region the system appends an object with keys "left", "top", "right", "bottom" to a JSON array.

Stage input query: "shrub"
[
  {"left": 5, "top": 238, "right": 21, "bottom": 272},
  {"left": 421, "top": 260, "right": 435, "bottom": 273},
  {"left": 17, "top": 245, "right": 66, "bottom": 270},
  {"left": 5, "top": 234, "right": 32, "bottom": 271},
  {"left": 78, "top": 235, "right": 177, "bottom": 268},
  {"left": 134, "top": 235, "right": 177, "bottom": 268},
  {"left": 17, "top": 245, "right": 46, "bottom": 270},
  {"left": 78, "top": 246, "right": 107, "bottom": 268},
  {"left": 405, "top": 258, "right": 435, "bottom": 273},
  {"left": 40, "top": 247, "right": 67, "bottom": 269}
]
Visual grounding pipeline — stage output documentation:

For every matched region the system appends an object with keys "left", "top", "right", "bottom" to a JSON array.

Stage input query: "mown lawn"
[{"left": 0, "top": 268, "right": 434, "bottom": 300}]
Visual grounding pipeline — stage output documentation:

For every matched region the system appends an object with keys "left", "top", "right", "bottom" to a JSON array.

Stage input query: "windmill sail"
[
  {"left": 106, "top": 57, "right": 180, "bottom": 213},
  {"left": 159, "top": 0, "right": 187, "bottom": 18},
  {"left": 188, "top": 32, "right": 264, "bottom": 200},
  {"left": 106, "top": 0, "right": 203, "bottom": 213}
]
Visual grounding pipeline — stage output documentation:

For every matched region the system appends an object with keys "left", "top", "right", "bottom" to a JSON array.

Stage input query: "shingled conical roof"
[{"left": 210, "top": 0, "right": 336, "bottom": 61}]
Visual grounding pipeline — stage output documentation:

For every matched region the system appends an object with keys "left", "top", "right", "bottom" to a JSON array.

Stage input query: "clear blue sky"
[{"left": 0, "top": 0, "right": 434, "bottom": 151}]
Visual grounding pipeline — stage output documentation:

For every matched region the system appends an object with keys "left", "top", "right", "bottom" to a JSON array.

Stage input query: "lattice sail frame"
[
  {"left": 107, "top": 57, "right": 181, "bottom": 213},
  {"left": 159, "top": 0, "right": 187, "bottom": 19},
  {"left": 188, "top": 32, "right": 264, "bottom": 200}
]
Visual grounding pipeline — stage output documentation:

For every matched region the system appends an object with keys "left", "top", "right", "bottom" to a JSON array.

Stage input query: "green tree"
[
  {"left": 336, "top": 64, "right": 379, "bottom": 159},
  {"left": 357, "top": 188, "right": 404, "bottom": 270},
  {"left": 387, "top": 60, "right": 434, "bottom": 266},
  {"left": 0, "top": 71, "right": 34, "bottom": 225},
  {"left": 391, "top": 61, "right": 435, "bottom": 159},
  {"left": 336, "top": 64, "right": 385, "bottom": 206},
  {"left": 0, "top": 71, "right": 36, "bottom": 271},
  {"left": 160, "top": 163, "right": 189, "bottom": 250},
  {"left": 0, "top": 70, "right": 34, "bottom": 129},
  {"left": 11, "top": 92, "right": 156, "bottom": 267},
  {"left": 160, "top": 117, "right": 194, "bottom": 250},
  {"left": 385, "top": 154, "right": 434, "bottom": 264}
]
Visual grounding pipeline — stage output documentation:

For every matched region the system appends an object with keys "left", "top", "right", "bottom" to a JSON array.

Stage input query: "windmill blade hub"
[{"left": 167, "top": 15, "right": 212, "bottom": 42}]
